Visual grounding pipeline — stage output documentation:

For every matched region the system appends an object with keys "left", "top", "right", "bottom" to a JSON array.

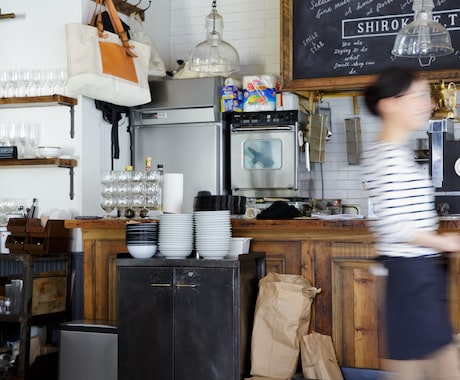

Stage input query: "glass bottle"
[
  {"left": 156, "top": 164, "right": 164, "bottom": 212},
  {"left": 123, "top": 166, "right": 135, "bottom": 219},
  {"left": 140, "top": 157, "right": 152, "bottom": 218}
]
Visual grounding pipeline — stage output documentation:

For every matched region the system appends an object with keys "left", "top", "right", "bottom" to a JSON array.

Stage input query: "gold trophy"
[{"left": 430, "top": 80, "right": 456, "bottom": 119}]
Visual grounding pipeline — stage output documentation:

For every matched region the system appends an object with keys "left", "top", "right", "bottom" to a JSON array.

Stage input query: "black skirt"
[{"left": 381, "top": 255, "right": 453, "bottom": 360}]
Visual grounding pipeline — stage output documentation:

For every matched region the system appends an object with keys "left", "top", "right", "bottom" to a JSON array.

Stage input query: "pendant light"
[
  {"left": 189, "top": 1, "right": 240, "bottom": 76},
  {"left": 391, "top": 0, "right": 453, "bottom": 59}
]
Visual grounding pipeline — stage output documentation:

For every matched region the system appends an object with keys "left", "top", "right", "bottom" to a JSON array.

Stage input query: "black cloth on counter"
[{"left": 256, "top": 201, "right": 301, "bottom": 220}]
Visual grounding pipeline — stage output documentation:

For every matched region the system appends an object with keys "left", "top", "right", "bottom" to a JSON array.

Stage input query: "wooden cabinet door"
[
  {"left": 331, "top": 258, "right": 385, "bottom": 369},
  {"left": 250, "top": 240, "right": 301, "bottom": 274},
  {"left": 118, "top": 267, "right": 174, "bottom": 380}
]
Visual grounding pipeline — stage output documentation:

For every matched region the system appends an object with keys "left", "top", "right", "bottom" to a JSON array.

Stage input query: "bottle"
[
  {"left": 140, "top": 157, "right": 152, "bottom": 218},
  {"left": 156, "top": 164, "right": 164, "bottom": 212},
  {"left": 145, "top": 156, "right": 152, "bottom": 172},
  {"left": 124, "top": 165, "right": 135, "bottom": 219}
]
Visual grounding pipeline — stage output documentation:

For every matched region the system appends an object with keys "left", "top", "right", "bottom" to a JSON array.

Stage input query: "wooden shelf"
[
  {"left": 0, "top": 95, "right": 77, "bottom": 108},
  {"left": 0, "top": 158, "right": 77, "bottom": 169},
  {"left": 0, "top": 158, "right": 78, "bottom": 200},
  {"left": 0, "top": 96, "right": 79, "bottom": 200},
  {"left": 0, "top": 95, "right": 78, "bottom": 138}
]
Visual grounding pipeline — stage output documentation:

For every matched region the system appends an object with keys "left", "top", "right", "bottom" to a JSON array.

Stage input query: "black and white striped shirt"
[{"left": 362, "top": 141, "right": 439, "bottom": 258}]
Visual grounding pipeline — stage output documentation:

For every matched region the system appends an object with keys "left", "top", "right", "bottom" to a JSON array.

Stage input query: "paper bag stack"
[{"left": 249, "top": 272, "right": 343, "bottom": 380}]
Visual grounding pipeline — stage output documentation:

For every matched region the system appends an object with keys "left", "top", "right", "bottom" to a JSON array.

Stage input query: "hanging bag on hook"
[
  {"left": 65, "top": 0, "right": 151, "bottom": 106},
  {"left": 129, "top": 12, "right": 166, "bottom": 78}
]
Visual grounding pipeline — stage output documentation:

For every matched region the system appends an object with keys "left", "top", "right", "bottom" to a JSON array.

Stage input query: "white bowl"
[
  {"left": 229, "top": 237, "right": 252, "bottom": 256},
  {"left": 159, "top": 249, "right": 191, "bottom": 259},
  {"left": 127, "top": 244, "right": 157, "bottom": 259},
  {"left": 38, "top": 146, "right": 61, "bottom": 158}
]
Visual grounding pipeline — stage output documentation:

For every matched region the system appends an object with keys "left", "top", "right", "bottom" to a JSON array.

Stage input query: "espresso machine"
[{"left": 428, "top": 81, "right": 460, "bottom": 215}]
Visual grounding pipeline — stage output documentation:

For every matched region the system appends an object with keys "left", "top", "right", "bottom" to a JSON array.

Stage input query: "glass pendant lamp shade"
[
  {"left": 189, "top": 1, "right": 240, "bottom": 75},
  {"left": 392, "top": 0, "right": 453, "bottom": 58}
]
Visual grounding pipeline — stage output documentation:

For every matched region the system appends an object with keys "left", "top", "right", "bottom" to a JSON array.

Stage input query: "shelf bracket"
[
  {"left": 70, "top": 105, "right": 75, "bottom": 138},
  {"left": 69, "top": 167, "right": 74, "bottom": 200}
]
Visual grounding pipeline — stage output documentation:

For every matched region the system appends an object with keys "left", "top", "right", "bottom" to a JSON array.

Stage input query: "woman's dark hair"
[{"left": 364, "top": 67, "right": 418, "bottom": 116}]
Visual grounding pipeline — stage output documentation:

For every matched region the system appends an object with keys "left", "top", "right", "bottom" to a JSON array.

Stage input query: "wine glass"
[
  {"left": 101, "top": 196, "right": 116, "bottom": 219},
  {"left": 7, "top": 122, "right": 17, "bottom": 147},
  {"left": 19, "top": 69, "right": 32, "bottom": 97},
  {"left": 45, "top": 69, "right": 58, "bottom": 95},
  {"left": 101, "top": 182, "right": 116, "bottom": 199},
  {"left": 101, "top": 170, "right": 115, "bottom": 186},
  {"left": 0, "top": 71, "right": 9, "bottom": 98},
  {"left": 0, "top": 123, "right": 7, "bottom": 146},
  {"left": 26, "top": 123, "right": 39, "bottom": 158},
  {"left": 7, "top": 70, "right": 18, "bottom": 97},
  {"left": 32, "top": 69, "right": 43, "bottom": 96},
  {"left": 57, "top": 68, "right": 68, "bottom": 95},
  {"left": 17, "top": 122, "right": 27, "bottom": 158},
  {"left": 115, "top": 195, "right": 130, "bottom": 219}
]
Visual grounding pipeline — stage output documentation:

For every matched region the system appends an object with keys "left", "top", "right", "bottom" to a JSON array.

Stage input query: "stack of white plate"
[
  {"left": 194, "top": 210, "right": 232, "bottom": 259},
  {"left": 158, "top": 214, "right": 194, "bottom": 259}
]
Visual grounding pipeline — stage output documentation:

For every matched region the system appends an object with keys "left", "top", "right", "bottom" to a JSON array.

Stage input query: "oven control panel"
[{"left": 229, "top": 110, "right": 307, "bottom": 127}]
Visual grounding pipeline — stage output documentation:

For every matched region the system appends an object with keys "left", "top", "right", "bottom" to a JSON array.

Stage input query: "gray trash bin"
[{"left": 59, "top": 320, "right": 118, "bottom": 380}]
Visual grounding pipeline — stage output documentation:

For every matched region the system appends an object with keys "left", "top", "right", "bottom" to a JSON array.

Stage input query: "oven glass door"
[{"left": 231, "top": 130, "right": 297, "bottom": 190}]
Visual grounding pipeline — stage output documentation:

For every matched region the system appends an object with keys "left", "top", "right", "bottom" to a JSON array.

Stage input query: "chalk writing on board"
[{"left": 292, "top": 0, "right": 460, "bottom": 80}]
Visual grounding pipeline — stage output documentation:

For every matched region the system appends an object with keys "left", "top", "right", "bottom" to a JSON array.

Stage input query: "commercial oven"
[{"left": 230, "top": 110, "right": 307, "bottom": 198}]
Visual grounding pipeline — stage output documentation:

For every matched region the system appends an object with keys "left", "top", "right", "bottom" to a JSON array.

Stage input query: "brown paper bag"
[
  {"left": 245, "top": 377, "right": 289, "bottom": 380},
  {"left": 250, "top": 273, "right": 321, "bottom": 378},
  {"left": 300, "top": 332, "right": 344, "bottom": 380}
]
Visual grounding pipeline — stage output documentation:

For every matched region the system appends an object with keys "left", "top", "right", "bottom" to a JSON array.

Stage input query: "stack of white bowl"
[
  {"left": 158, "top": 214, "right": 194, "bottom": 259},
  {"left": 194, "top": 210, "right": 232, "bottom": 259}
]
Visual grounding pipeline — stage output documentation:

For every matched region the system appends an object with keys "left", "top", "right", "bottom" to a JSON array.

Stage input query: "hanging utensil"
[
  {"left": 307, "top": 91, "right": 328, "bottom": 163},
  {"left": 344, "top": 95, "right": 362, "bottom": 165}
]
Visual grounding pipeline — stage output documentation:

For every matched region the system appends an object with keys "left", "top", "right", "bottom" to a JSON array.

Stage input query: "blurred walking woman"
[{"left": 362, "top": 67, "right": 460, "bottom": 379}]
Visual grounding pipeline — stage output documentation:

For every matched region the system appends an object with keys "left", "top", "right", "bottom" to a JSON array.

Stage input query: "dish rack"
[{"left": 5, "top": 218, "right": 70, "bottom": 254}]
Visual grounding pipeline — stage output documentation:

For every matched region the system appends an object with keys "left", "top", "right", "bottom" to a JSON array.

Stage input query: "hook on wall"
[
  {"left": 132, "top": 0, "right": 151, "bottom": 12},
  {"left": 91, "top": 0, "right": 150, "bottom": 20},
  {"left": 143, "top": 1, "right": 152, "bottom": 12},
  {"left": 0, "top": 9, "right": 16, "bottom": 19}
]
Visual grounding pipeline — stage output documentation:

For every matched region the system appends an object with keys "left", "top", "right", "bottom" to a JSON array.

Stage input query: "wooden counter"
[{"left": 65, "top": 217, "right": 460, "bottom": 370}]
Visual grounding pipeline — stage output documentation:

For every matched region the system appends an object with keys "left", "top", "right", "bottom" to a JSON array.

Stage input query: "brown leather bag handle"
[
  {"left": 103, "top": 0, "right": 137, "bottom": 57},
  {"left": 90, "top": 0, "right": 137, "bottom": 57}
]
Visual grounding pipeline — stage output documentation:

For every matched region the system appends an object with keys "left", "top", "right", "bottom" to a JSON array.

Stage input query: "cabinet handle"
[
  {"left": 175, "top": 284, "right": 197, "bottom": 288},
  {"left": 150, "top": 283, "right": 172, "bottom": 287}
]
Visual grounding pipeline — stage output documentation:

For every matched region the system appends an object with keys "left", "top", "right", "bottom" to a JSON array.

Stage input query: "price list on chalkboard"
[{"left": 292, "top": 0, "right": 460, "bottom": 81}]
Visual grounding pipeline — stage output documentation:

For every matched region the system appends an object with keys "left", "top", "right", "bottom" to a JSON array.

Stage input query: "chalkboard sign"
[{"left": 280, "top": 0, "right": 460, "bottom": 91}]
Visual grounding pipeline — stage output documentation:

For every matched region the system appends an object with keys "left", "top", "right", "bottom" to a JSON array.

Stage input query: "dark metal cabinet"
[
  {"left": 0, "top": 253, "right": 72, "bottom": 379},
  {"left": 117, "top": 254, "right": 264, "bottom": 380}
]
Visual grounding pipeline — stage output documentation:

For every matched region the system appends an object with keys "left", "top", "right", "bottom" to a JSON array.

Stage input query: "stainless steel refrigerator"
[{"left": 129, "top": 77, "right": 229, "bottom": 213}]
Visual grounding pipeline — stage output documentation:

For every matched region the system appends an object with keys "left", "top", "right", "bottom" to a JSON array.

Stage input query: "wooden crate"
[{"left": 31, "top": 271, "right": 67, "bottom": 316}]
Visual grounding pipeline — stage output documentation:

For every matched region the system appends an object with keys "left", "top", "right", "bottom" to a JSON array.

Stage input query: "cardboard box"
[{"left": 221, "top": 85, "right": 243, "bottom": 112}]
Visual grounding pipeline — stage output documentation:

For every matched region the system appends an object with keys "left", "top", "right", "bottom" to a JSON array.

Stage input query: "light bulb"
[{"left": 417, "top": 11, "right": 431, "bottom": 55}]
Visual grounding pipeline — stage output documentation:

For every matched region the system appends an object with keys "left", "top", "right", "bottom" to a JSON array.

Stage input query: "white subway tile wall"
[
  {"left": 170, "top": 0, "right": 441, "bottom": 216},
  {"left": 170, "top": 0, "right": 280, "bottom": 76}
]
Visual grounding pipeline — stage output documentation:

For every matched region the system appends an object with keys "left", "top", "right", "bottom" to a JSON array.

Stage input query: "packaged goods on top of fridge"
[{"left": 243, "top": 75, "right": 277, "bottom": 112}]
